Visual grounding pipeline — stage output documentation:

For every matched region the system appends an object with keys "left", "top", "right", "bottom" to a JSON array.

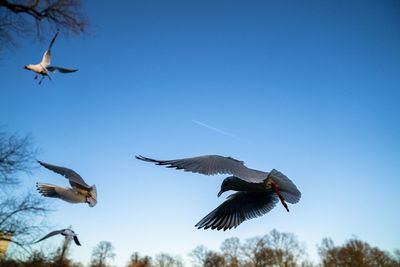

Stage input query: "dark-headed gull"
[
  {"left": 34, "top": 227, "right": 81, "bottom": 246},
  {"left": 24, "top": 31, "right": 78, "bottom": 85},
  {"left": 36, "top": 161, "right": 97, "bottom": 207},
  {"left": 136, "top": 155, "right": 301, "bottom": 231}
]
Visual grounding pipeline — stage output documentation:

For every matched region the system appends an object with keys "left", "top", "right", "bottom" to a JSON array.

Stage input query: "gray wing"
[
  {"left": 136, "top": 155, "right": 268, "bottom": 183},
  {"left": 268, "top": 169, "right": 301, "bottom": 204},
  {"left": 40, "top": 31, "right": 59, "bottom": 67},
  {"left": 47, "top": 66, "right": 78, "bottom": 73},
  {"left": 73, "top": 235, "right": 81, "bottom": 246},
  {"left": 195, "top": 192, "right": 278, "bottom": 231},
  {"left": 38, "top": 161, "right": 90, "bottom": 189},
  {"left": 34, "top": 229, "right": 63, "bottom": 243}
]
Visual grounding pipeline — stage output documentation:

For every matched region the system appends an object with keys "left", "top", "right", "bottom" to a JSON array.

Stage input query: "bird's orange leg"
[{"left": 271, "top": 181, "right": 289, "bottom": 212}]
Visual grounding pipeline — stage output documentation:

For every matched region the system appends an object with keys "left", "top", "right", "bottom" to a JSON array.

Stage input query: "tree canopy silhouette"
[{"left": 0, "top": 0, "right": 87, "bottom": 50}]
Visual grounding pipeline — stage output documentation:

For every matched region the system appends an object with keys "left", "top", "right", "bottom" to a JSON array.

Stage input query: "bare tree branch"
[
  {"left": 0, "top": 129, "right": 37, "bottom": 187},
  {"left": 90, "top": 241, "right": 116, "bottom": 267},
  {"left": 0, "top": 128, "right": 51, "bottom": 259},
  {"left": 0, "top": 0, "right": 88, "bottom": 50}
]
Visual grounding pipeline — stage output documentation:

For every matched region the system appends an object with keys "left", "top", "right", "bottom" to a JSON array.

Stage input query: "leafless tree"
[
  {"left": 241, "top": 237, "right": 275, "bottom": 267},
  {"left": 154, "top": 253, "right": 184, "bottom": 267},
  {"left": 190, "top": 245, "right": 209, "bottom": 267},
  {"left": 241, "top": 229, "right": 306, "bottom": 267},
  {"left": 127, "top": 252, "right": 152, "bottom": 267},
  {"left": 265, "top": 229, "right": 305, "bottom": 267},
  {"left": 318, "top": 237, "right": 400, "bottom": 267},
  {"left": 90, "top": 241, "right": 116, "bottom": 267},
  {"left": 0, "top": 0, "right": 88, "bottom": 50},
  {"left": 0, "top": 129, "right": 50, "bottom": 258},
  {"left": 190, "top": 245, "right": 226, "bottom": 267},
  {"left": 221, "top": 237, "right": 241, "bottom": 267},
  {"left": 204, "top": 251, "right": 226, "bottom": 267},
  {"left": 0, "top": 130, "right": 37, "bottom": 187}
]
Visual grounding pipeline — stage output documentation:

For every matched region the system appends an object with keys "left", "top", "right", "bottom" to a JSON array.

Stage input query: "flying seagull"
[
  {"left": 24, "top": 31, "right": 78, "bottom": 85},
  {"left": 34, "top": 227, "right": 81, "bottom": 246},
  {"left": 37, "top": 161, "right": 97, "bottom": 207},
  {"left": 136, "top": 155, "right": 301, "bottom": 231}
]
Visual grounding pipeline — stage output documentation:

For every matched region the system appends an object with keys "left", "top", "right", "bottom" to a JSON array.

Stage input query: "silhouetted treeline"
[{"left": 1, "top": 229, "right": 399, "bottom": 267}]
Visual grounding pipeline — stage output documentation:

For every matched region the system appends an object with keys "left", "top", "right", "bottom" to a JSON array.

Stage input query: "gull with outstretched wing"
[
  {"left": 37, "top": 160, "right": 97, "bottom": 207},
  {"left": 24, "top": 31, "right": 78, "bottom": 85},
  {"left": 34, "top": 227, "right": 81, "bottom": 246},
  {"left": 136, "top": 155, "right": 301, "bottom": 231}
]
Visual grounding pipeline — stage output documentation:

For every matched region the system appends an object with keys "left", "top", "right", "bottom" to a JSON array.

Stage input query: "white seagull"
[
  {"left": 37, "top": 161, "right": 97, "bottom": 207},
  {"left": 34, "top": 227, "right": 81, "bottom": 246},
  {"left": 136, "top": 155, "right": 301, "bottom": 231},
  {"left": 24, "top": 31, "right": 78, "bottom": 85}
]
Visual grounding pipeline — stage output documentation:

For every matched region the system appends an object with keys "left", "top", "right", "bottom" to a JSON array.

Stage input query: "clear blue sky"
[{"left": 1, "top": 0, "right": 400, "bottom": 265}]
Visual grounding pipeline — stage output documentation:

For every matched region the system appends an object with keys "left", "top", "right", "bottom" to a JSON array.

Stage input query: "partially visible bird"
[
  {"left": 37, "top": 161, "right": 97, "bottom": 207},
  {"left": 136, "top": 155, "right": 301, "bottom": 231},
  {"left": 23, "top": 31, "right": 78, "bottom": 85},
  {"left": 34, "top": 227, "right": 81, "bottom": 246}
]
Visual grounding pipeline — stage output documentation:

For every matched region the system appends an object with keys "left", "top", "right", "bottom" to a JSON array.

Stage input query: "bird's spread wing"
[
  {"left": 38, "top": 161, "right": 90, "bottom": 189},
  {"left": 34, "top": 230, "right": 63, "bottom": 243},
  {"left": 36, "top": 183, "right": 77, "bottom": 201},
  {"left": 40, "top": 50, "right": 51, "bottom": 67},
  {"left": 136, "top": 155, "right": 268, "bottom": 183},
  {"left": 48, "top": 31, "right": 59, "bottom": 51},
  {"left": 47, "top": 66, "right": 78, "bottom": 73},
  {"left": 40, "top": 31, "right": 58, "bottom": 67},
  {"left": 36, "top": 183, "right": 64, "bottom": 199},
  {"left": 268, "top": 169, "right": 301, "bottom": 204},
  {"left": 73, "top": 235, "right": 81, "bottom": 246},
  {"left": 195, "top": 192, "right": 278, "bottom": 231}
]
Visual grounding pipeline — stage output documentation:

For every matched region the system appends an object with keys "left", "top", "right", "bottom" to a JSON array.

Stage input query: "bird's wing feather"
[
  {"left": 36, "top": 183, "right": 92, "bottom": 205},
  {"left": 36, "top": 183, "right": 83, "bottom": 203},
  {"left": 195, "top": 192, "right": 278, "bottom": 231},
  {"left": 38, "top": 161, "right": 90, "bottom": 189},
  {"left": 34, "top": 230, "right": 63, "bottom": 243},
  {"left": 40, "top": 50, "right": 51, "bottom": 67},
  {"left": 268, "top": 169, "right": 301, "bottom": 204},
  {"left": 40, "top": 31, "right": 58, "bottom": 67},
  {"left": 47, "top": 66, "right": 78, "bottom": 73},
  {"left": 48, "top": 31, "right": 59, "bottom": 51},
  {"left": 136, "top": 155, "right": 268, "bottom": 183},
  {"left": 73, "top": 235, "right": 81, "bottom": 246},
  {"left": 36, "top": 183, "right": 65, "bottom": 198}
]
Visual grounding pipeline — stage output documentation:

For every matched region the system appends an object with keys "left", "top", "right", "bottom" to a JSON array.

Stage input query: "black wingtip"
[
  {"left": 37, "top": 160, "right": 46, "bottom": 167},
  {"left": 135, "top": 155, "right": 155, "bottom": 163}
]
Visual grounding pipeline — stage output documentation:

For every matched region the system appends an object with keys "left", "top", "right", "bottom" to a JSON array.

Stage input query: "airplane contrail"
[{"left": 192, "top": 119, "right": 246, "bottom": 142}]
